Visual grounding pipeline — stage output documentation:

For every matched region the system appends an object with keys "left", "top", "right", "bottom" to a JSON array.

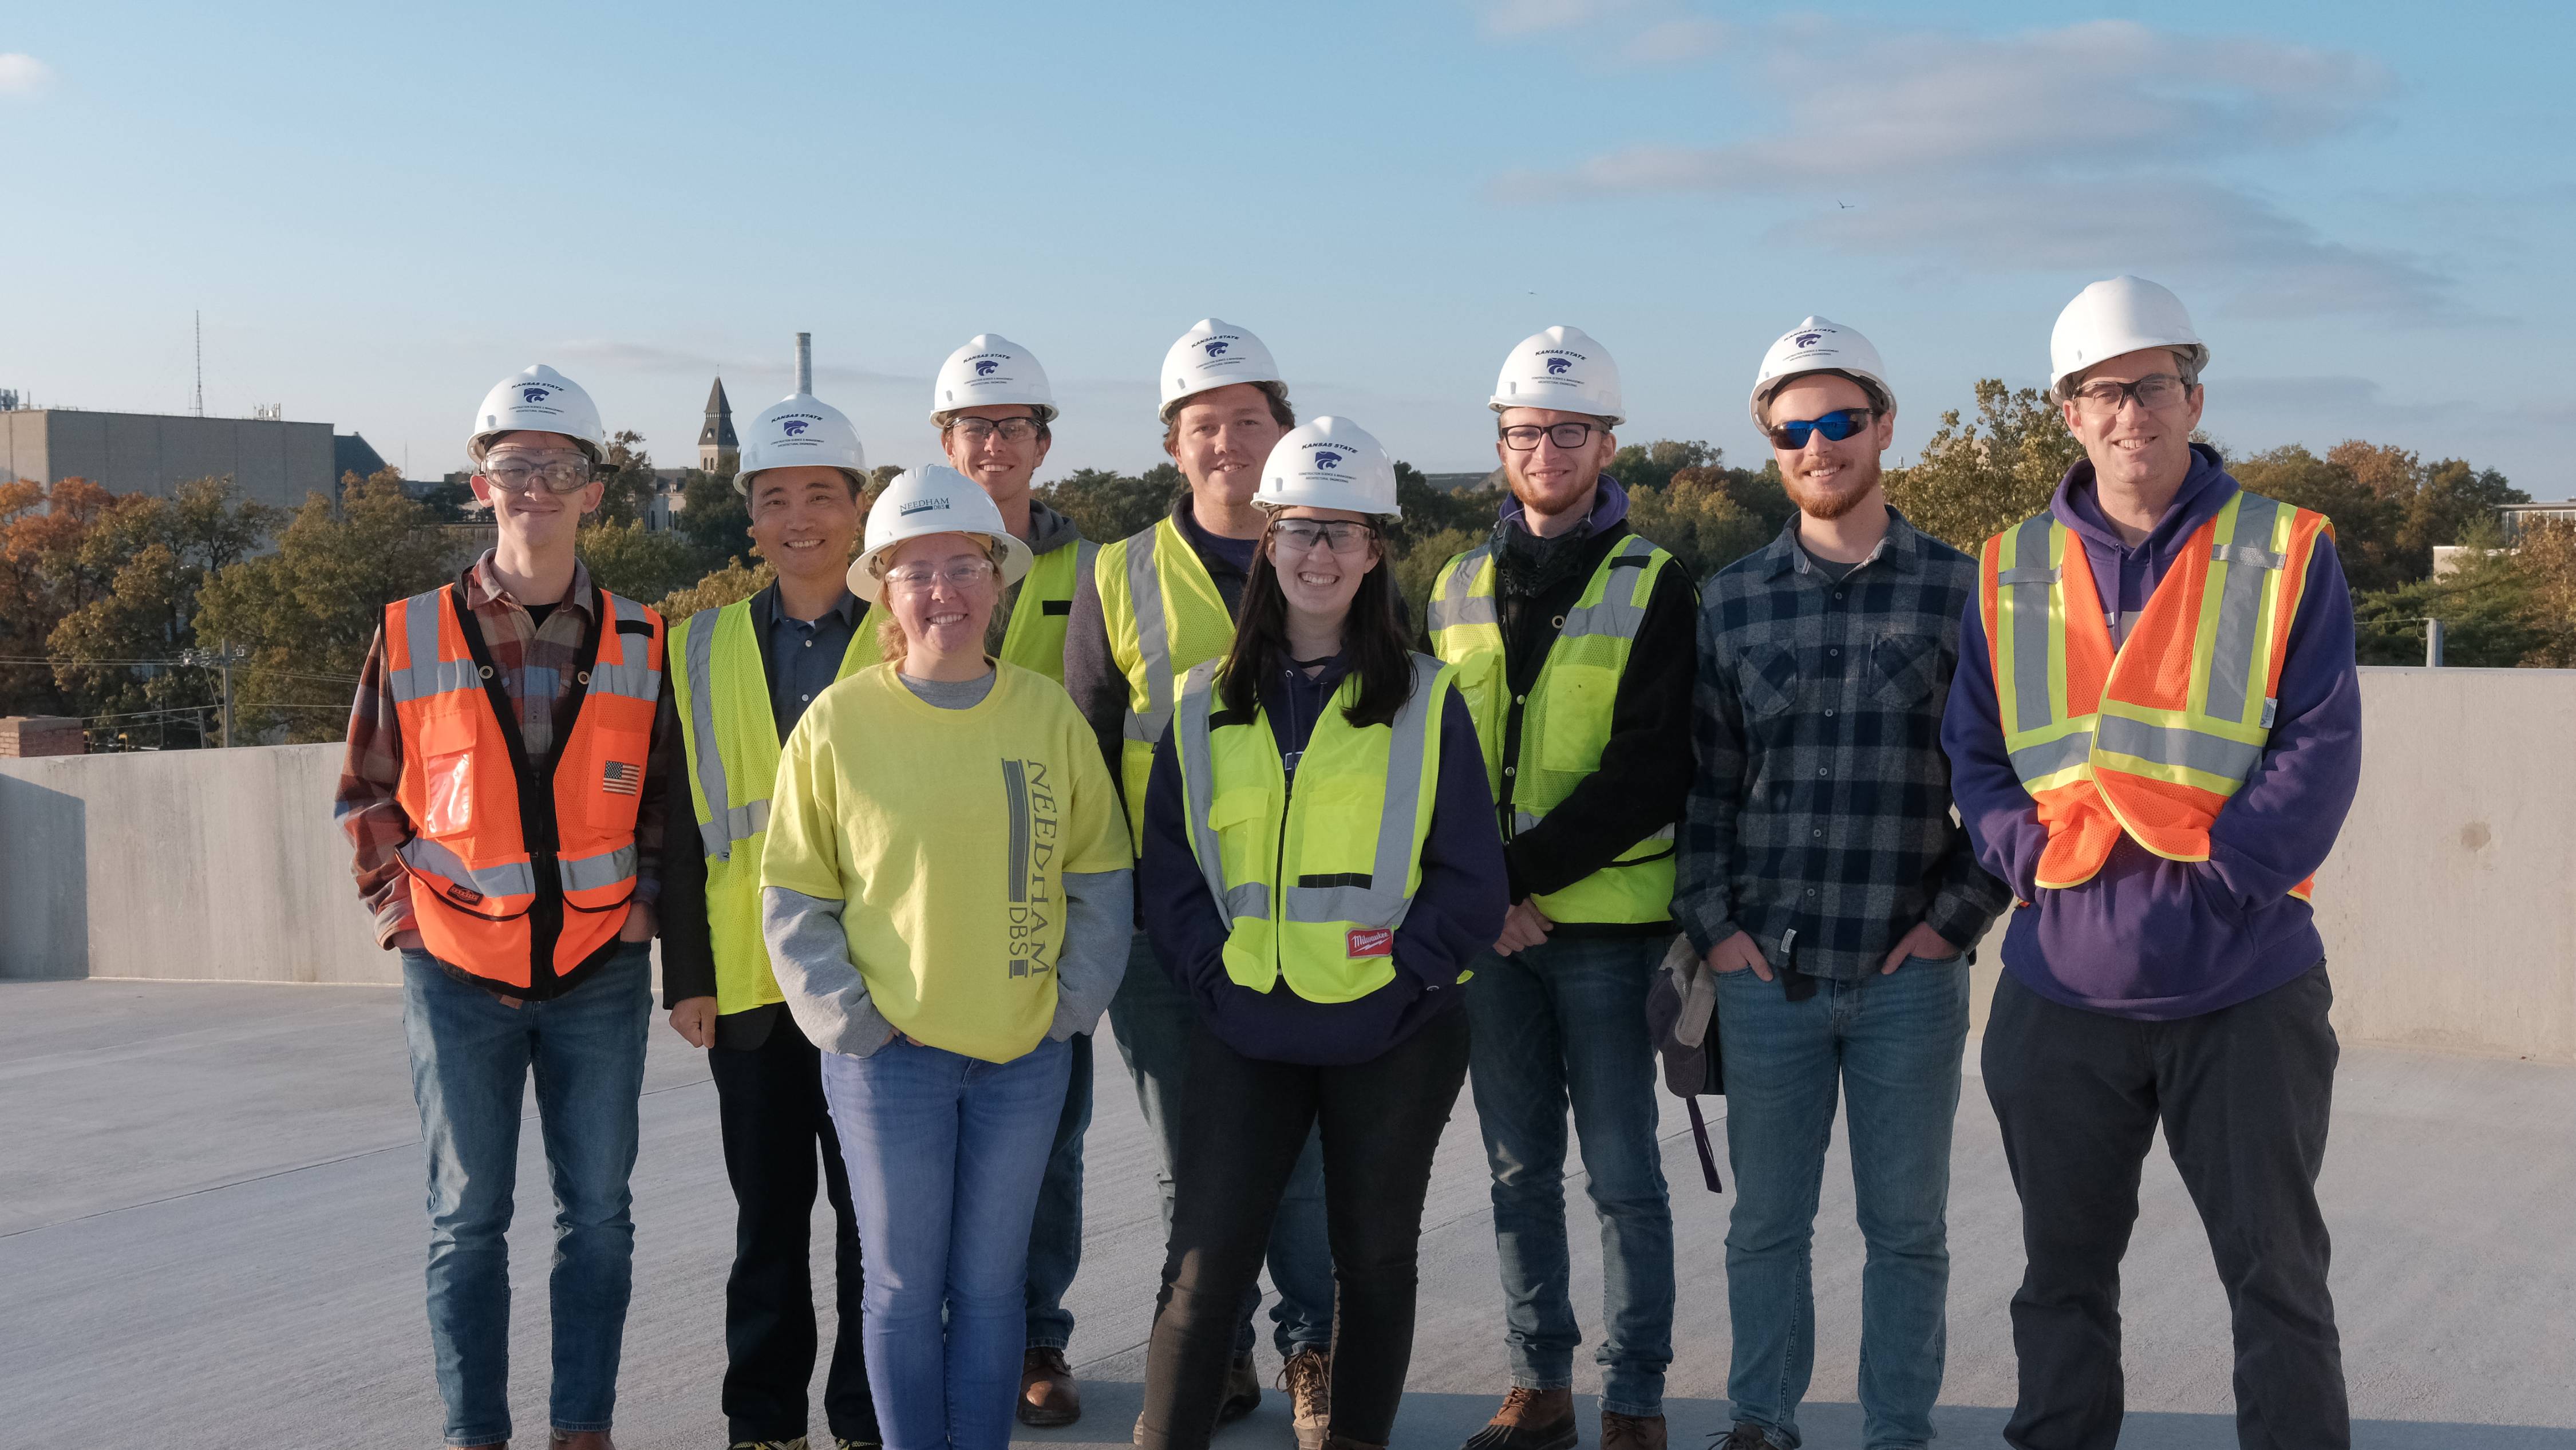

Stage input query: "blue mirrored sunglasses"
[{"left": 1767, "top": 409, "right": 1874, "bottom": 449}]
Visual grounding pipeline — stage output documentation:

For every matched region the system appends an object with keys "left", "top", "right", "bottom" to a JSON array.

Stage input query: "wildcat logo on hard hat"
[
  {"left": 520, "top": 386, "right": 552, "bottom": 403},
  {"left": 781, "top": 420, "right": 810, "bottom": 436},
  {"left": 1311, "top": 451, "right": 1343, "bottom": 471},
  {"left": 975, "top": 359, "right": 1000, "bottom": 376},
  {"left": 1545, "top": 358, "right": 1573, "bottom": 376},
  {"left": 1795, "top": 332, "right": 1824, "bottom": 347},
  {"left": 1203, "top": 339, "right": 1230, "bottom": 357}
]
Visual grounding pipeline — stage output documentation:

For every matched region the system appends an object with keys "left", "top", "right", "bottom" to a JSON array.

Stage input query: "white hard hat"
[
  {"left": 1749, "top": 317, "right": 1894, "bottom": 426},
  {"left": 847, "top": 464, "right": 1034, "bottom": 603},
  {"left": 1255, "top": 416, "right": 1402, "bottom": 519},
  {"left": 1159, "top": 318, "right": 1286, "bottom": 421},
  {"left": 735, "top": 393, "right": 868, "bottom": 496},
  {"left": 2049, "top": 275, "right": 2208, "bottom": 400},
  {"left": 469, "top": 364, "right": 607, "bottom": 463},
  {"left": 931, "top": 334, "right": 1057, "bottom": 423},
  {"left": 1490, "top": 325, "right": 1624, "bottom": 425}
]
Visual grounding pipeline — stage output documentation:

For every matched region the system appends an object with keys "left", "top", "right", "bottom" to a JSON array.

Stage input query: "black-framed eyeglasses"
[
  {"left": 2068, "top": 374, "right": 2190, "bottom": 414},
  {"left": 1499, "top": 421, "right": 1601, "bottom": 451},
  {"left": 480, "top": 454, "right": 598, "bottom": 494},
  {"left": 1766, "top": 409, "right": 1874, "bottom": 450},
  {"left": 1269, "top": 518, "right": 1377, "bottom": 555},
  {"left": 946, "top": 417, "right": 1044, "bottom": 444}
]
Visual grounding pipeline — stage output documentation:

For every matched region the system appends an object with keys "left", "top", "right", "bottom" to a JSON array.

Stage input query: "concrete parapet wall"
[{"left": 5, "top": 667, "right": 2574, "bottom": 1058}]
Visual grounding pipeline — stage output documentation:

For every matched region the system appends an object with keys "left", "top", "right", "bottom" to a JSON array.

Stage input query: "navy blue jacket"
[{"left": 1142, "top": 654, "right": 1507, "bottom": 1066}]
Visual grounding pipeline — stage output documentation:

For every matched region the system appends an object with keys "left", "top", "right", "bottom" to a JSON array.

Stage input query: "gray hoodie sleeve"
[
  {"left": 1049, "top": 868, "right": 1133, "bottom": 1041},
  {"left": 762, "top": 886, "right": 897, "bottom": 1058}
]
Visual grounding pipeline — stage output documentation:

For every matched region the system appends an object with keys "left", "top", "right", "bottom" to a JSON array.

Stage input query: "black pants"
[
  {"left": 708, "top": 1013, "right": 876, "bottom": 1443},
  {"left": 1983, "top": 965, "right": 2347, "bottom": 1450},
  {"left": 1140, "top": 1009, "right": 1471, "bottom": 1450}
]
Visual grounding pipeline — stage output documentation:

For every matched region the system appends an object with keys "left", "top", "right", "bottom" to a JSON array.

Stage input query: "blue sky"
[{"left": 5, "top": 2, "right": 2571, "bottom": 493}]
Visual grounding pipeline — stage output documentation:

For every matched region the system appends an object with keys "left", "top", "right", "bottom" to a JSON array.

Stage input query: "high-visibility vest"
[
  {"left": 1171, "top": 653, "right": 1457, "bottom": 1002},
  {"left": 1427, "top": 534, "right": 1680, "bottom": 924},
  {"left": 1000, "top": 537, "right": 1097, "bottom": 688},
  {"left": 1978, "top": 488, "right": 2330, "bottom": 896},
  {"left": 386, "top": 582, "right": 665, "bottom": 995},
  {"left": 668, "top": 597, "right": 874, "bottom": 1016},
  {"left": 1097, "top": 516, "right": 1236, "bottom": 850}
]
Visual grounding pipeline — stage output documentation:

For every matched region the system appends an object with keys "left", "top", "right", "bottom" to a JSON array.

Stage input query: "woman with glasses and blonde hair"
[
  {"left": 1133, "top": 420, "right": 1507, "bottom": 1450},
  {"left": 762, "top": 465, "right": 1133, "bottom": 1450}
]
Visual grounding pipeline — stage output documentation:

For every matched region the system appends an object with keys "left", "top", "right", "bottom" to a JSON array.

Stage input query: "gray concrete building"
[{"left": 0, "top": 406, "right": 338, "bottom": 509}]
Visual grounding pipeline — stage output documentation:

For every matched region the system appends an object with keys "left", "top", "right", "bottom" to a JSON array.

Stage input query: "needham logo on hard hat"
[{"left": 898, "top": 496, "right": 950, "bottom": 517}]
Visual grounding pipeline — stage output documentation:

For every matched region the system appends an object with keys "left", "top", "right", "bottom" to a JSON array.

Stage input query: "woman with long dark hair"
[{"left": 1133, "top": 418, "right": 1508, "bottom": 1450}]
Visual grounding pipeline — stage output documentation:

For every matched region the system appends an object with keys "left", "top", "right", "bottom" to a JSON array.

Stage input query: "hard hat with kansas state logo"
[
  {"left": 1490, "top": 325, "right": 1624, "bottom": 426},
  {"left": 847, "top": 464, "right": 1034, "bottom": 602},
  {"left": 1255, "top": 417, "right": 1401, "bottom": 518},
  {"left": 736, "top": 392, "right": 868, "bottom": 496},
  {"left": 1750, "top": 316, "right": 1893, "bottom": 427},
  {"left": 1159, "top": 318, "right": 1286, "bottom": 421},
  {"left": 931, "top": 334, "right": 1058, "bottom": 423},
  {"left": 468, "top": 364, "right": 608, "bottom": 463}
]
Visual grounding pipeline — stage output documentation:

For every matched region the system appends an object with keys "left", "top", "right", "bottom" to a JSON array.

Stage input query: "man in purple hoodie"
[{"left": 1940, "top": 276, "right": 2362, "bottom": 1450}]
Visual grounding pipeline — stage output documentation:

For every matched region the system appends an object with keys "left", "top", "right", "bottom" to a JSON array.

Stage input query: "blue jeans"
[
  {"left": 1465, "top": 937, "right": 1676, "bottom": 1417},
  {"left": 1106, "top": 930, "right": 1334, "bottom": 1358},
  {"left": 400, "top": 943, "right": 652, "bottom": 1447},
  {"left": 821, "top": 1034, "right": 1073, "bottom": 1450},
  {"left": 1716, "top": 956, "right": 1970, "bottom": 1450},
  {"left": 1024, "top": 1029, "right": 1093, "bottom": 1350}
]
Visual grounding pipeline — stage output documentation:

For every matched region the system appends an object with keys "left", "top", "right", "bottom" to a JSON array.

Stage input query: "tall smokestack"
[{"left": 794, "top": 332, "right": 812, "bottom": 395}]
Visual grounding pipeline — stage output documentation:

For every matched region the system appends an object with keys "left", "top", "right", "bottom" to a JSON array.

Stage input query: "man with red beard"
[{"left": 1673, "top": 318, "right": 2009, "bottom": 1450}]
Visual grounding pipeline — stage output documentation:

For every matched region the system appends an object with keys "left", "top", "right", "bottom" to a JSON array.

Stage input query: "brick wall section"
[{"left": 0, "top": 717, "right": 84, "bottom": 757}]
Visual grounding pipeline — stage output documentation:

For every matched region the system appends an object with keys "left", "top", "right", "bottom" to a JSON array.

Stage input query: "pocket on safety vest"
[
  {"left": 417, "top": 713, "right": 477, "bottom": 838},
  {"left": 585, "top": 729, "right": 651, "bottom": 829},
  {"left": 1540, "top": 662, "right": 1622, "bottom": 770}
]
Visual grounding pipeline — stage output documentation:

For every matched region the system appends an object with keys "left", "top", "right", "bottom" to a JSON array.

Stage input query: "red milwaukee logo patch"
[{"left": 1346, "top": 928, "right": 1393, "bottom": 959}]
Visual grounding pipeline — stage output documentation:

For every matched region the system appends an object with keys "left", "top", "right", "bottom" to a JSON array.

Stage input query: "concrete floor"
[{"left": 2, "top": 977, "right": 2569, "bottom": 1449}]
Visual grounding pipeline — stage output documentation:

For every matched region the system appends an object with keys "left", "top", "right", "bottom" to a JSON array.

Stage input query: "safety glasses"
[
  {"left": 1766, "top": 409, "right": 1874, "bottom": 450},
  {"left": 480, "top": 454, "right": 598, "bottom": 494}
]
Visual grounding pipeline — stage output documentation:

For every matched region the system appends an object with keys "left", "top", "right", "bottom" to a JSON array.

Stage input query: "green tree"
[
  {"left": 194, "top": 472, "right": 475, "bottom": 742},
  {"left": 2228, "top": 445, "right": 2411, "bottom": 595},
  {"left": 677, "top": 466, "right": 750, "bottom": 568},
  {"left": 1037, "top": 463, "right": 1187, "bottom": 544},
  {"left": 0, "top": 477, "right": 120, "bottom": 717},
  {"left": 1883, "top": 381, "right": 2084, "bottom": 553},
  {"left": 2352, "top": 550, "right": 2542, "bottom": 667},
  {"left": 656, "top": 556, "right": 778, "bottom": 621},
  {"left": 2407, "top": 456, "right": 2526, "bottom": 565},
  {"left": 48, "top": 477, "right": 279, "bottom": 740},
  {"left": 416, "top": 477, "right": 477, "bottom": 523},
  {"left": 1609, "top": 438, "right": 1719, "bottom": 494},
  {"left": 592, "top": 429, "right": 659, "bottom": 528},
  {"left": 1627, "top": 471, "right": 1770, "bottom": 584},
  {"left": 578, "top": 517, "right": 706, "bottom": 605}
]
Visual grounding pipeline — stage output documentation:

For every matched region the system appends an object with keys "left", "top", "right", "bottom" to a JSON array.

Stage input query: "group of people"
[{"left": 339, "top": 275, "right": 2363, "bottom": 1450}]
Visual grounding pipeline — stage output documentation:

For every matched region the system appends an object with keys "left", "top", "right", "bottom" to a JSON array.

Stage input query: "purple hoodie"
[{"left": 1939, "top": 445, "right": 2362, "bottom": 1020}]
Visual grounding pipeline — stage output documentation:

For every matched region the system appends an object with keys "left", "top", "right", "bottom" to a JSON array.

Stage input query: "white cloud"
[
  {"left": 1513, "top": 21, "right": 2448, "bottom": 319},
  {"left": 1618, "top": 17, "right": 1727, "bottom": 66},
  {"left": 0, "top": 53, "right": 52, "bottom": 96},
  {"left": 1474, "top": 0, "right": 1639, "bottom": 39}
]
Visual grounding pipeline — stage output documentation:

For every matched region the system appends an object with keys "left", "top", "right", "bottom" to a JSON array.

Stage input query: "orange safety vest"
[
  {"left": 1978, "top": 488, "right": 2329, "bottom": 898},
  {"left": 386, "top": 582, "right": 666, "bottom": 995}
]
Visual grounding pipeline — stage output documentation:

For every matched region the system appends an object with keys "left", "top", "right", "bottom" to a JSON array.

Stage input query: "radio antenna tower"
[{"left": 193, "top": 311, "right": 205, "bottom": 417}]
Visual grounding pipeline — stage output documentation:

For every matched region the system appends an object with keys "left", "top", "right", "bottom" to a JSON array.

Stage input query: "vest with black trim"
[
  {"left": 1426, "top": 533, "right": 1678, "bottom": 924},
  {"left": 669, "top": 596, "right": 874, "bottom": 1016},
  {"left": 387, "top": 582, "right": 665, "bottom": 997},
  {"left": 1172, "top": 654, "right": 1456, "bottom": 1003},
  {"left": 1978, "top": 487, "right": 2331, "bottom": 897},
  {"left": 1000, "top": 537, "right": 1098, "bottom": 687},
  {"left": 1097, "top": 516, "right": 1236, "bottom": 850}
]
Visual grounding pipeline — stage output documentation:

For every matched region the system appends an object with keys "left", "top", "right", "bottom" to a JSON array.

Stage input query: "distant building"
[
  {"left": 334, "top": 432, "right": 390, "bottom": 487},
  {"left": 2499, "top": 500, "right": 2576, "bottom": 539},
  {"left": 0, "top": 404, "right": 346, "bottom": 508},
  {"left": 698, "top": 378, "right": 737, "bottom": 473}
]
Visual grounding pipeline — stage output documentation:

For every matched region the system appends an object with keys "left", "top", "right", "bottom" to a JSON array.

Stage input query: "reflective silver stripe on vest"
[
  {"left": 682, "top": 610, "right": 752, "bottom": 863},
  {"left": 1427, "top": 548, "right": 1497, "bottom": 631},
  {"left": 2203, "top": 493, "right": 2283, "bottom": 727},
  {"left": 2006, "top": 513, "right": 2059, "bottom": 736},
  {"left": 1123, "top": 527, "right": 1176, "bottom": 745},
  {"left": 399, "top": 835, "right": 538, "bottom": 899},
  {"left": 388, "top": 590, "right": 480, "bottom": 702},
  {"left": 560, "top": 842, "right": 640, "bottom": 892},
  {"left": 1178, "top": 655, "right": 1445, "bottom": 931},
  {"left": 2006, "top": 729, "right": 2096, "bottom": 781},
  {"left": 2093, "top": 713, "right": 2264, "bottom": 781},
  {"left": 1555, "top": 536, "right": 1657, "bottom": 640},
  {"left": 588, "top": 595, "right": 663, "bottom": 702}
]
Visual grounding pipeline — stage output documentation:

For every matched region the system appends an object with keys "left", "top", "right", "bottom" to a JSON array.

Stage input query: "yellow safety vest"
[
  {"left": 999, "top": 536, "right": 1097, "bottom": 688},
  {"left": 1172, "top": 654, "right": 1458, "bottom": 1002},
  {"left": 669, "top": 598, "right": 874, "bottom": 1014},
  {"left": 1427, "top": 534, "right": 1679, "bottom": 924},
  {"left": 1097, "top": 515, "right": 1238, "bottom": 850}
]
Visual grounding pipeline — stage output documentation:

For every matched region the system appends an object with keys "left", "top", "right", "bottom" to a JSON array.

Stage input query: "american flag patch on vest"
[{"left": 601, "top": 760, "right": 641, "bottom": 796}]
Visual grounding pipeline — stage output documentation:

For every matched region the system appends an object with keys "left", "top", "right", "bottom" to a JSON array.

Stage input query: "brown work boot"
[
  {"left": 1216, "top": 1350, "right": 1263, "bottom": 1424},
  {"left": 1599, "top": 1411, "right": 1666, "bottom": 1450},
  {"left": 1460, "top": 1386, "right": 1577, "bottom": 1450},
  {"left": 549, "top": 1433, "right": 614, "bottom": 1450},
  {"left": 1280, "top": 1348, "right": 1332, "bottom": 1450},
  {"left": 1020, "top": 1345, "right": 1083, "bottom": 1427}
]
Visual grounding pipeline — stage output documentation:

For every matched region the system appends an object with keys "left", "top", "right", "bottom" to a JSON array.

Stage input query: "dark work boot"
[{"left": 1461, "top": 1386, "right": 1578, "bottom": 1450}]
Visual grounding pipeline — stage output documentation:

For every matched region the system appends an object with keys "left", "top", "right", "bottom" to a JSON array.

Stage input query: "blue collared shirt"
[{"left": 765, "top": 586, "right": 863, "bottom": 741}]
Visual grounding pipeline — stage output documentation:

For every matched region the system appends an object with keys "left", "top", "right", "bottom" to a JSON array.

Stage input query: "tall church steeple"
[{"left": 698, "top": 377, "right": 738, "bottom": 473}]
